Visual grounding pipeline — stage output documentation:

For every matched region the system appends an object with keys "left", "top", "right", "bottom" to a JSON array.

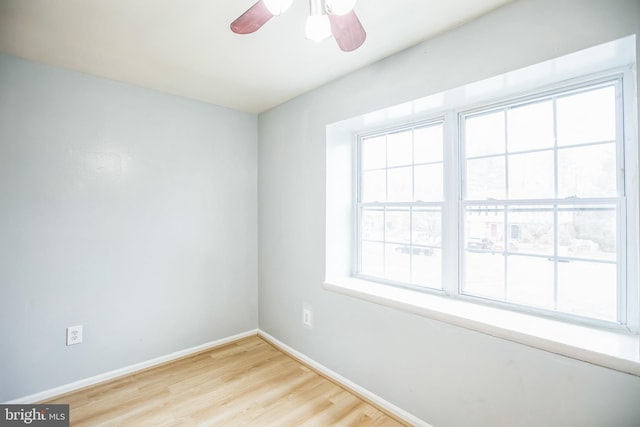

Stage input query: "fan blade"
[
  {"left": 328, "top": 10, "right": 366, "bottom": 52},
  {"left": 230, "top": 1, "right": 274, "bottom": 34}
]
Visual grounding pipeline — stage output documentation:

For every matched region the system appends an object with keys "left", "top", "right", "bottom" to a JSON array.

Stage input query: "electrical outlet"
[
  {"left": 66, "top": 325, "right": 83, "bottom": 346},
  {"left": 302, "top": 304, "right": 313, "bottom": 329}
]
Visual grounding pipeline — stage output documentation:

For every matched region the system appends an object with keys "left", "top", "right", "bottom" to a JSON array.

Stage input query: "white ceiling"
[{"left": 0, "top": 0, "right": 511, "bottom": 113}]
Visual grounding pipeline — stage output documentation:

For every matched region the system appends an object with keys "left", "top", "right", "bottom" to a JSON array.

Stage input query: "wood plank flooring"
[{"left": 46, "top": 336, "right": 406, "bottom": 426}]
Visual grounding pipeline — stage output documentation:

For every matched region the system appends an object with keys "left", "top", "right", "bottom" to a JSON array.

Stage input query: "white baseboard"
[
  {"left": 257, "top": 330, "right": 431, "bottom": 427},
  {"left": 6, "top": 329, "right": 258, "bottom": 404}
]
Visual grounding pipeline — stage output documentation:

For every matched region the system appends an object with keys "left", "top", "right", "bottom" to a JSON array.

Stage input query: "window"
[
  {"left": 461, "top": 80, "right": 623, "bottom": 323},
  {"left": 356, "top": 76, "right": 637, "bottom": 328},
  {"left": 358, "top": 122, "right": 444, "bottom": 290}
]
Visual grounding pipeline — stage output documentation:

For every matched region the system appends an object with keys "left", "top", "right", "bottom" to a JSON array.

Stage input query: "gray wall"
[
  {"left": 258, "top": 0, "right": 640, "bottom": 426},
  {"left": 0, "top": 54, "right": 258, "bottom": 401}
]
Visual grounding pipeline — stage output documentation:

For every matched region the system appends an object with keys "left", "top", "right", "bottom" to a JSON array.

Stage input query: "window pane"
[
  {"left": 361, "top": 135, "right": 386, "bottom": 170},
  {"left": 557, "top": 143, "right": 616, "bottom": 198},
  {"left": 414, "top": 124, "right": 443, "bottom": 163},
  {"left": 386, "top": 243, "right": 411, "bottom": 283},
  {"left": 507, "top": 256, "right": 554, "bottom": 309},
  {"left": 387, "top": 131, "right": 412, "bottom": 167},
  {"left": 463, "top": 251, "right": 505, "bottom": 300},
  {"left": 361, "top": 208, "right": 384, "bottom": 241},
  {"left": 465, "top": 205, "right": 505, "bottom": 250},
  {"left": 414, "top": 164, "right": 443, "bottom": 202},
  {"left": 466, "top": 156, "right": 506, "bottom": 200},
  {"left": 557, "top": 260, "right": 617, "bottom": 321},
  {"left": 412, "top": 207, "right": 442, "bottom": 289},
  {"left": 558, "top": 204, "right": 617, "bottom": 262},
  {"left": 508, "top": 151, "right": 554, "bottom": 199},
  {"left": 412, "top": 248, "right": 442, "bottom": 289},
  {"left": 557, "top": 86, "right": 616, "bottom": 146},
  {"left": 387, "top": 166, "right": 412, "bottom": 202},
  {"left": 361, "top": 242, "right": 384, "bottom": 277},
  {"left": 465, "top": 111, "right": 505, "bottom": 158},
  {"left": 385, "top": 208, "right": 410, "bottom": 244},
  {"left": 508, "top": 205, "right": 553, "bottom": 256},
  {"left": 362, "top": 170, "right": 386, "bottom": 202},
  {"left": 413, "top": 208, "right": 441, "bottom": 247},
  {"left": 507, "top": 100, "right": 554, "bottom": 152}
]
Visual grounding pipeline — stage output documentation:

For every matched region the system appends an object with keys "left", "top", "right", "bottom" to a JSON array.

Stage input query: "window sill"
[{"left": 323, "top": 277, "right": 640, "bottom": 377}]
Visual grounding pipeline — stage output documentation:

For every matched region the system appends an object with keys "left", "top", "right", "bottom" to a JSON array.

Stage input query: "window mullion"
[
  {"left": 552, "top": 96, "right": 560, "bottom": 311},
  {"left": 409, "top": 206, "right": 414, "bottom": 282},
  {"left": 552, "top": 204, "right": 559, "bottom": 311},
  {"left": 503, "top": 109, "right": 509, "bottom": 301},
  {"left": 382, "top": 205, "right": 387, "bottom": 277},
  {"left": 443, "top": 111, "right": 459, "bottom": 297}
]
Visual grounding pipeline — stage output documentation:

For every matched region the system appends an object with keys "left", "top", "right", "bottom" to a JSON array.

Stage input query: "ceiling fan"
[{"left": 230, "top": 0, "right": 366, "bottom": 52}]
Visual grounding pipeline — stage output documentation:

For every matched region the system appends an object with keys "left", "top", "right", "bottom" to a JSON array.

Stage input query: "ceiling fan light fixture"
[
  {"left": 231, "top": 0, "right": 365, "bottom": 52},
  {"left": 262, "top": 0, "right": 294, "bottom": 15},
  {"left": 305, "top": 14, "right": 331, "bottom": 42},
  {"left": 325, "top": 0, "right": 357, "bottom": 16}
]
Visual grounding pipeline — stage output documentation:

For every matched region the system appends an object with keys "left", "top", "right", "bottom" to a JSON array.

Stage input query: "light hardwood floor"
[{"left": 46, "top": 336, "right": 406, "bottom": 426}]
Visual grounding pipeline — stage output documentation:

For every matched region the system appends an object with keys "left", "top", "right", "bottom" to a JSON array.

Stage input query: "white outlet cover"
[
  {"left": 302, "top": 304, "right": 313, "bottom": 329},
  {"left": 66, "top": 325, "right": 83, "bottom": 346}
]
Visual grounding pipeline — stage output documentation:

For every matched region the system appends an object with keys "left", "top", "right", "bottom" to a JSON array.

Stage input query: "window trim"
[
  {"left": 325, "top": 36, "right": 639, "bottom": 376},
  {"left": 353, "top": 69, "right": 638, "bottom": 333}
]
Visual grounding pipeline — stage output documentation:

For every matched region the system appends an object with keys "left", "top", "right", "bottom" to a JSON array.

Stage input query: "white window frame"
[
  {"left": 354, "top": 70, "right": 639, "bottom": 333},
  {"left": 355, "top": 119, "right": 446, "bottom": 292}
]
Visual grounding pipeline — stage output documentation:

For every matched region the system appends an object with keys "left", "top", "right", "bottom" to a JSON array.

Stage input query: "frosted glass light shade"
[
  {"left": 305, "top": 14, "right": 331, "bottom": 42},
  {"left": 263, "top": 0, "right": 295, "bottom": 15},
  {"left": 326, "top": 0, "right": 357, "bottom": 15}
]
